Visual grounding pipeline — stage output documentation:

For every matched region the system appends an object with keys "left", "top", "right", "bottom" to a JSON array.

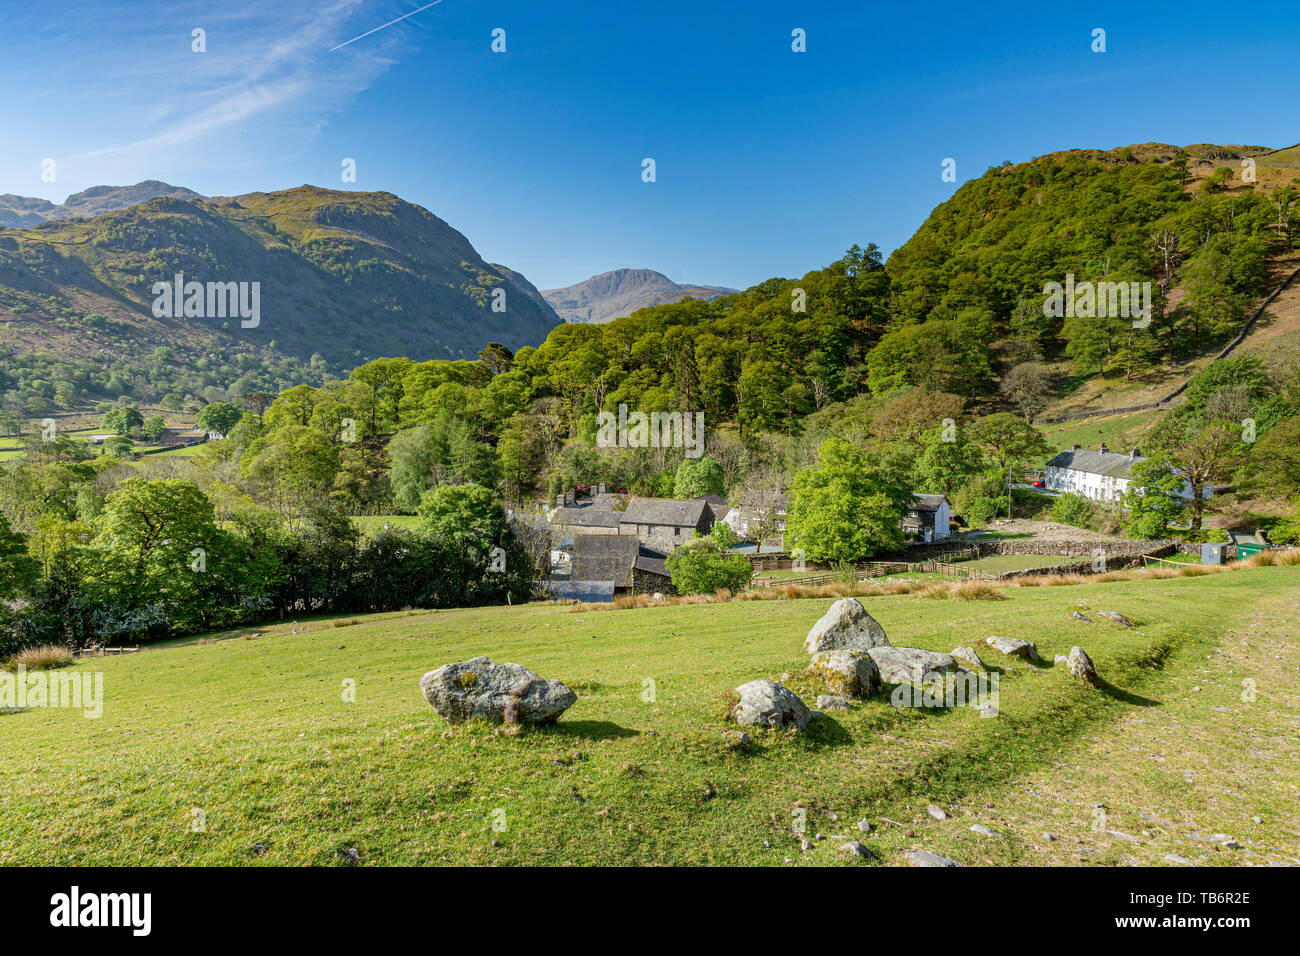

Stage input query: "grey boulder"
[
  {"left": 803, "top": 598, "right": 891, "bottom": 654},
  {"left": 867, "top": 646, "right": 965, "bottom": 685},
  {"left": 734, "top": 680, "right": 812, "bottom": 730},
  {"left": 419, "top": 657, "right": 577, "bottom": 725}
]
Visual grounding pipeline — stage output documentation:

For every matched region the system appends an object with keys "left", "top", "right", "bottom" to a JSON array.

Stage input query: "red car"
[{"left": 1033, "top": 479, "right": 1045, "bottom": 488}]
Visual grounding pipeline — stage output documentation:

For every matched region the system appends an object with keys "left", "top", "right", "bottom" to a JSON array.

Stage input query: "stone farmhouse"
[
  {"left": 617, "top": 496, "right": 715, "bottom": 553},
  {"left": 1045, "top": 444, "right": 1208, "bottom": 503}
]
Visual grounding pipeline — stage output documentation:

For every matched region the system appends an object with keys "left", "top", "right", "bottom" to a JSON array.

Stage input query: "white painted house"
[
  {"left": 1045, "top": 444, "right": 1208, "bottom": 503},
  {"left": 903, "top": 494, "right": 952, "bottom": 542}
]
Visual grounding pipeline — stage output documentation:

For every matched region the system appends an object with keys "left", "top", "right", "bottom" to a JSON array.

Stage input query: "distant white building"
[{"left": 1045, "top": 444, "right": 1208, "bottom": 503}]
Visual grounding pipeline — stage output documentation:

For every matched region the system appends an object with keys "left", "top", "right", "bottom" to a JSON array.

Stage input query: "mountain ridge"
[
  {"left": 542, "top": 268, "right": 737, "bottom": 323},
  {"left": 0, "top": 184, "right": 561, "bottom": 379}
]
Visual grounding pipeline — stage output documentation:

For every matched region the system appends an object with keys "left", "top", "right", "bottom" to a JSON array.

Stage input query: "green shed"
[{"left": 1228, "top": 530, "right": 1269, "bottom": 559}]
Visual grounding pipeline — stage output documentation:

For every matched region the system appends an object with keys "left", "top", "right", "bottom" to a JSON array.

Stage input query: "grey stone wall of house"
[{"left": 631, "top": 567, "right": 676, "bottom": 595}]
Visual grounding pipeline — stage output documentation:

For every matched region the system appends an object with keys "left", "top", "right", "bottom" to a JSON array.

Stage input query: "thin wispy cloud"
[{"left": 64, "top": 1, "right": 418, "bottom": 163}]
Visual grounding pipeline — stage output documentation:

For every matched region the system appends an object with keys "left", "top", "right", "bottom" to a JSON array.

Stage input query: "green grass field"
[
  {"left": 2, "top": 565, "right": 1297, "bottom": 866},
  {"left": 1035, "top": 409, "right": 1162, "bottom": 464},
  {"left": 353, "top": 514, "right": 422, "bottom": 537}
]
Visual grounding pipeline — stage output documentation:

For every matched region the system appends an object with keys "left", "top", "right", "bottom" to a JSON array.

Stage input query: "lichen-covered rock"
[
  {"left": 867, "top": 646, "right": 964, "bottom": 685},
  {"left": 1097, "top": 610, "right": 1135, "bottom": 627},
  {"left": 1071, "top": 611, "right": 1091, "bottom": 622},
  {"left": 1064, "top": 645, "right": 1102, "bottom": 687},
  {"left": 419, "top": 657, "right": 577, "bottom": 725},
  {"left": 950, "top": 646, "right": 985, "bottom": 670},
  {"left": 977, "top": 635, "right": 1039, "bottom": 661},
  {"left": 803, "top": 598, "right": 891, "bottom": 654},
  {"left": 733, "top": 680, "right": 812, "bottom": 730},
  {"left": 808, "top": 649, "right": 882, "bottom": 698}
]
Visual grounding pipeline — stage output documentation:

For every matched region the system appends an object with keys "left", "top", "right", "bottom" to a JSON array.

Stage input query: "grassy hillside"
[
  {"left": 3, "top": 565, "right": 1296, "bottom": 866},
  {"left": 0, "top": 187, "right": 561, "bottom": 407}
]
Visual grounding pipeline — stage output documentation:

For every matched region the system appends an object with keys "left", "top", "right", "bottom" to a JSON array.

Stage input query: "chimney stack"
[
  {"left": 1130, "top": 446, "right": 1140, "bottom": 460},
  {"left": 555, "top": 494, "right": 564, "bottom": 508},
  {"left": 565, "top": 490, "right": 574, "bottom": 506},
  {"left": 1072, "top": 443, "right": 1080, "bottom": 451},
  {"left": 1099, "top": 443, "right": 1109, "bottom": 454},
  {"left": 598, "top": 482, "right": 606, "bottom": 495}
]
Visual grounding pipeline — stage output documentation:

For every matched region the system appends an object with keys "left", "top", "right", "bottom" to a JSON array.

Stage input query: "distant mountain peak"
[
  {"left": 0, "top": 180, "right": 204, "bottom": 227},
  {"left": 543, "top": 268, "right": 737, "bottom": 323}
]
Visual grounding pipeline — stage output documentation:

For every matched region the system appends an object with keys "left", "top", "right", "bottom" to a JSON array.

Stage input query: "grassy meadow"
[{"left": 1, "top": 564, "right": 1297, "bottom": 866}]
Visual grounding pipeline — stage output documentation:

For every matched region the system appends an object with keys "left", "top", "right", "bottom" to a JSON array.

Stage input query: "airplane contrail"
[{"left": 330, "top": 0, "right": 447, "bottom": 52}]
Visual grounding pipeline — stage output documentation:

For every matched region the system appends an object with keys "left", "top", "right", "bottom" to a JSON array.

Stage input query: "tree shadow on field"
[{"left": 537, "top": 719, "right": 639, "bottom": 740}]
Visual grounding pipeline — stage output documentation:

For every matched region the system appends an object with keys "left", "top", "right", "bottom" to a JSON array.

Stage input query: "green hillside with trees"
[{"left": 3, "top": 143, "right": 1300, "bottom": 652}]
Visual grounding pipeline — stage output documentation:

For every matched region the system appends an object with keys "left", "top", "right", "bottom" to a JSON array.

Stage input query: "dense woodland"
[{"left": 3, "top": 152, "right": 1300, "bottom": 651}]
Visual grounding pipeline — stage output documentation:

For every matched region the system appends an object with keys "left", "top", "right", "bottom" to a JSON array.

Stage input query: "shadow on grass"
[
  {"left": 1097, "top": 679, "right": 1160, "bottom": 707},
  {"left": 537, "top": 719, "right": 639, "bottom": 740},
  {"left": 800, "top": 714, "right": 854, "bottom": 746}
]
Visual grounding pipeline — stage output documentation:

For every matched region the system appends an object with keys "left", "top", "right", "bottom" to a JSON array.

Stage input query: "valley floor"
[{"left": 1, "top": 566, "right": 1297, "bottom": 866}]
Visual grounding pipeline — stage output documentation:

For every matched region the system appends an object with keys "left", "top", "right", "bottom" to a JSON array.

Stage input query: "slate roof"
[
  {"left": 571, "top": 535, "right": 641, "bottom": 588},
  {"left": 910, "top": 494, "right": 949, "bottom": 513},
  {"left": 620, "top": 497, "right": 709, "bottom": 528},
  {"left": 1046, "top": 448, "right": 1145, "bottom": 479},
  {"left": 693, "top": 493, "right": 732, "bottom": 521},
  {"left": 552, "top": 507, "right": 623, "bottom": 528},
  {"left": 634, "top": 554, "right": 671, "bottom": 578}
]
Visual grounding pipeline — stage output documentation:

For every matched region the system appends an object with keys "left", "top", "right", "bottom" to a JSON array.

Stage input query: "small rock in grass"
[
  {"left": 816, "top": 694, "right": 851, "bottom": 711},
  {"left": 1097, "top": 610, "right": 1135, "bottom": 627},
  {"left": 1065, "top": 646, "right": 1102, "bottom": 687},
  {"left": 1164, "top": 854, "right": 1195, "bottom": 866},
  {"left": 978, "top": 635, "right": 1039, "bottom": 662},
  {"left": 969, "top": 824, "right": 1002, "bottom": 838},
  {"left": 950, "top": 646, "right": 985, "bottom": 670},
  {"left": 927, "top": 804, "right": 949, "bottom": 821},
  {"left": 337, "top": 847, "right": 360, "bottom": 866},
  {"left": 840, "top": 841, "right": 871, "bottom": 859},
  {"left": 904, "top": 850, "right": 962, "bottom": 867},
  {"left": 1071, "top": 611, "right": 1091, "bottom": 622},
  {"left": 857, "top": 819, "right": 871, "bottom": 833}
]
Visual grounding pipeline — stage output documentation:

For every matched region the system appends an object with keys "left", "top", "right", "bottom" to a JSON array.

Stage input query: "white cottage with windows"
[{"left": 1045, "top": 444, "right": 1207, "bottom": 503}]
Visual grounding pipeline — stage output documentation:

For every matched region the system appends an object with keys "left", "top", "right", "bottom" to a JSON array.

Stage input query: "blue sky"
[{"left": 3, "top": 1, "right": 1297, "bottom": 291}]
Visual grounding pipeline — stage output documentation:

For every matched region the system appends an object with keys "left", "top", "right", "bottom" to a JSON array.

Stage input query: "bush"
[
  {"left": 666, "top": 540, "right": 754, "bottom": 595},
  {"left": 1050, "top": 493, "right": 1098, "bottom": 529},
  {"left": 6, "top": 645, "right": 75, "bottom": 671}
]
